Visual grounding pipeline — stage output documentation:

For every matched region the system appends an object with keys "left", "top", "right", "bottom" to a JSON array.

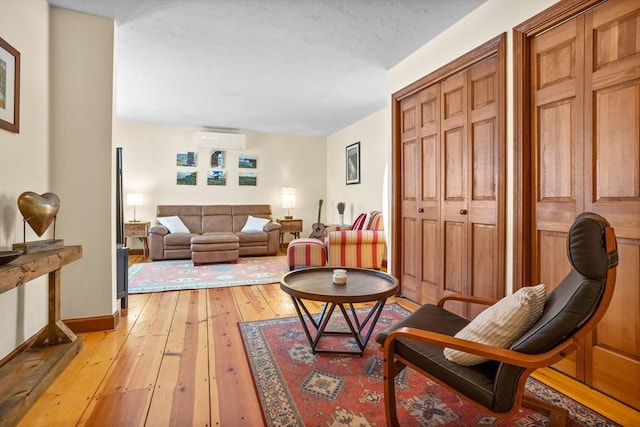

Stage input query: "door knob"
[
  {"left": 418, "top": 208, "right": 424, "bottom": 213},
  {"left": 459, "top": 209, "right": 468, "bottom": 215}
]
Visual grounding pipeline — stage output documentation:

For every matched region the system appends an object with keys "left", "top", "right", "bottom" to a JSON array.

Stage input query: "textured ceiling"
[{"left": 48, "top": 0, "right": 485, "bottom": 136}]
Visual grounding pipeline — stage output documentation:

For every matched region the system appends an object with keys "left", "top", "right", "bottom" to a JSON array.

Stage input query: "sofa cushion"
[
  {"left": 241, "top": 215, "right": 269, "bottom": 232},
  {"left": 443, "top": 284, "right": 546, "bottom": 366},
  {"left": 158, "top": 216, "right": 190, "bottom": 234},
  {"left": 202, "top": 205, "right": 233, "bottom": 233},
  {"left": 163, "top": 232, "right": 196, "bottom": 246},
  {"left": 237, "top": 231, "right": 268, "bottom": 245},
  {"left": 351, "top": 213, "right": 368, "bottom": 230}
]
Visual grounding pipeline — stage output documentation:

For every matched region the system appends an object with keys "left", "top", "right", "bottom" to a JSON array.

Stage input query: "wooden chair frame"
[{"left": 382, "top": 226, "right": 617, "bottom": 426}]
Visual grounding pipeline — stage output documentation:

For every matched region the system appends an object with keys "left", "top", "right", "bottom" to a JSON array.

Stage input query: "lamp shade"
[
  {"left": 281, "top": 187, "right": 296, "bottom": 209},
  {"left": 126, "top": 193, "right": 143, "bottom": 206}
]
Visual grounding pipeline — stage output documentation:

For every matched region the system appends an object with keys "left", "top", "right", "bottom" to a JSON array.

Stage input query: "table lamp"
[
  {"left": 126, "top": 193, "right": 143, "bottom": 222},
  {"left": 281, "top": 187, "right": 295, "bottom": 219}
]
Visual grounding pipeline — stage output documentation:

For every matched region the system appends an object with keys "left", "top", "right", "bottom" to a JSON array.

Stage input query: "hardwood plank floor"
[{"left": 17, "top": 253, "right": 640, "bottom": 426}]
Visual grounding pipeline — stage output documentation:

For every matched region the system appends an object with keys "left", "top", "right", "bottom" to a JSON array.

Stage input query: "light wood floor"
[{"left": 17, "top": 254, "right": 639, "bottom": 426}]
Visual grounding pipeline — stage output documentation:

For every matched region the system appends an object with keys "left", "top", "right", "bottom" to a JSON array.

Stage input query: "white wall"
[
  {"left": 50, "top": 9, "right": 117, "bottom": 319},
  {"left": 0, "top": 0, "right": 51, "bottom": 359},
  {"left": 325, "top": 109, "right": 390, "bottom": 226},
  {"left": 117, "top": 122, "right": 326, "bottom": 241}
]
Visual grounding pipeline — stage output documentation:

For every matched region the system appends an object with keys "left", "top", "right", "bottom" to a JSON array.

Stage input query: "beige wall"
[
  {"left": 117, "top": 122, "right": 326, "bottom": 241},
  {"left": 0, "top": 1, "right": 117, "bottom": 359},
  {"left": 325, "top": 109, "right": 390, "bottom": 226},
  {"left": 50, "top": 8, "right": 117, "bottom": 319},
  {"left": 0, "top": 0, "right": 51, "bottom": 359}
]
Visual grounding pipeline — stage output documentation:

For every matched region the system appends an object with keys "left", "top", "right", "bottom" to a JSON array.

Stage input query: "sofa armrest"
[
  {"left": 264, "top": 222, "right": 281, "bottom": 232},
  {"left": 150, "top": 225, "right": 169, "bottom": 236},
  {"left": 262, "top": 222, "right": 281, "bottom": 255},
  {"left": 149, "top": 225, "right": 169, "bottom": 260}
]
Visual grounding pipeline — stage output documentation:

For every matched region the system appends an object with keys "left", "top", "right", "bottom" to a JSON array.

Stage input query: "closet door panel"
[
  {"left": 418, "top": 85, "right": 442, "bottom": 303},
  {"left": 583, "top": 0, "right": 640, "bottom": 407},
  {"left": 531, "top": 16, "right": 584, "bottom": 378},
  {"left": 467, "top": 56, "right": 502, "bottom": 314},
  {"left": 440, "top": 72, "right": 468, "bottom": 308},
  {"left": 443, "top": 220, "right": 466, "bottom": 316},
  {"left": 421, "top": 219, "right": 440, "bottom": 304},
  {"left": 469, "top": 223, "right": 497, "bottom": 319},
  {"left": 400, "top": 95, "right": 421, "bottom": 301}
]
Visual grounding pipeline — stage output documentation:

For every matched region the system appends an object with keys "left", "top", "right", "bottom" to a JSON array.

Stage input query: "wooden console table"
[{"left": 0, "top": 245, "right": 83, "bottom": 427}]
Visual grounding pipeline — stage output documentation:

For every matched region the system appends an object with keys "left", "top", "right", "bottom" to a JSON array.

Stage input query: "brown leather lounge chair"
[{"left": 376, "top": 212, "right": 618, "bottom": 426}]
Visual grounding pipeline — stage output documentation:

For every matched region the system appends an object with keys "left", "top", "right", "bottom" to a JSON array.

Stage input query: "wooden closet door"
[
  {"left": 530, "top": 14, "right": 585, "bottom": 378},
  {"left": 583, "top": 0, "right": 640, "bottom": 409},
  {"left": 399, "top": 85, "right": 441, "bottom": 304},
  {"left": 441, "top": 70, "right": 469, "bottom": 316},
  {"left": 394, "top": 36, "right": 505, "bottom": 313},
  {"left": 529, "top": 0, "right": 640, "bottom": 408},
  {"left": 441, "top": 56, "right": 504, "bottom": 318},
  {"left": 466, "top": 56, "right": 504, "bottom": 316}
]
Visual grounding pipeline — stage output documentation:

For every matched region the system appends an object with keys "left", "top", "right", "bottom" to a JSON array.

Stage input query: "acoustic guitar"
[{"left": 309, "top": 199, "right": 326, "bottom": 239}]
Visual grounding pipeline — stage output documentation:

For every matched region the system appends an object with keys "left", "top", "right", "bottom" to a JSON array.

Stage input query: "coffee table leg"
[
  {"left": 289, "top": 296, "right": 390, "bottom": 356},
  {"left": 355, "top": 299, "right": 387, "bottom": 349},
  {"left": 290, "top": 296, "right": 316, "bottom": 347}
]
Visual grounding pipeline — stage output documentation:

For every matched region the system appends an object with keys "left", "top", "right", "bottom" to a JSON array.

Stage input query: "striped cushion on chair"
[
  {"left": 287, "top": 238, "right": 327, "bottom": 270},
  {"left": 366, "top": 211, "right": 384, "bottom": 230}
]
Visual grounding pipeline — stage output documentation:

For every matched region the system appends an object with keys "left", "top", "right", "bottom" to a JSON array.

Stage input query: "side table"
[
  {"left": 124, "top": 221, "right": 150, "bottom": 258},
  {"left": 277, "top": 218, "right": 303, "bottom": 247}
]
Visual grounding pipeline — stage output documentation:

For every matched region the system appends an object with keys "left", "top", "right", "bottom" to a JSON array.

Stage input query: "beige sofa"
[{"left": 149, "top": 204, "right": 281, "bottom": 261}]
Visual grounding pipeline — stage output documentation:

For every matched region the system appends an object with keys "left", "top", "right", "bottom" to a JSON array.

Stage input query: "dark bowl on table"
[{"left": 0, "top": 250, "right": 22, "bottom": 266}]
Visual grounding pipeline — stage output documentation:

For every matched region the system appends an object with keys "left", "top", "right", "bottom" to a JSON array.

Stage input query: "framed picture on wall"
[
  {"left": 210, "top": 150, "right": 225, "bottom": 168},
  {"left": 177, "top": 171, "right": 197, "bottom": 185},
  {"left": 207, "top": 170, "right": 226, "bottom": 185},
  {"left": 176, "top": 151, "right": 198, "bottom": 167},
  {"left": 238, "top": 154, "right": 257, "bottom": 169},
  {"left": 346, "top": 142, "right": 360, "bottom": 185},
  {"left": 239, "top": 171, "right": 257, "bottom": 186},
  {"left": 0, "top": 37, "right": 20, "bottom": 133}
]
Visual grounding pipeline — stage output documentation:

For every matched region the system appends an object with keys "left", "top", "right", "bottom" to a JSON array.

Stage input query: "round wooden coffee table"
[{"left": 280, "top": 267, "right": 399, "bottom": 355}]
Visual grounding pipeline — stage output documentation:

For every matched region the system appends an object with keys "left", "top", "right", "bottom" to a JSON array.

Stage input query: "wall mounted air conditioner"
[{"left": 195, "top": 131, "right": 246, "bottom": 150}]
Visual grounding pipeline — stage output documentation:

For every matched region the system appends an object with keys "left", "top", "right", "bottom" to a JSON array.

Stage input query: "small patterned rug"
[
  {"left": 239, "top": 303, "right": 619, "bottom": 426},
  {"left": 128, "top": 256, "right": 289, "bottom": 293}
]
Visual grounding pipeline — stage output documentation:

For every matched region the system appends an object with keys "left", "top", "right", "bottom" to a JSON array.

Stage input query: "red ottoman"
[{"left": 286, "top": 238, "right": 327, "bottom": 270}]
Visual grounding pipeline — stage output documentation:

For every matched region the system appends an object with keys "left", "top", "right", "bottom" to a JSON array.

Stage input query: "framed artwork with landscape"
[
  {"left": 346, "top": 142, "right": 360, "bottom": 185},
  {"left": 0, "top": 37, "right": 20, "bottom": 133}
]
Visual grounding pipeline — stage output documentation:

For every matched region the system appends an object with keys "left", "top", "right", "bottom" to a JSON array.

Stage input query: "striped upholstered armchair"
[{"left": 324, "top": 211, "right": 386, "bottom": 269}]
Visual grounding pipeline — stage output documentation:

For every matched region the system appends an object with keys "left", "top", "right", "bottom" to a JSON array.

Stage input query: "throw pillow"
[
  {"left": 351, "top": 213, "right": 368, "bottom": 230},
  {"left": 443, "top": 284, "right": 547, "bottom": 366},
  {"left": 157, "top": 216, "right": 190, "bottom": 234},
  {"left": 241, "top": 215, "right": 269, "bottom": 232}
]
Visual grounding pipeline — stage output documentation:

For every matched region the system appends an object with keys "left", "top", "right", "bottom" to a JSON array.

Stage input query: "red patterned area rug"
[
  {"left": 239, "top": 304, "right": 619, "bottom": 426},
  {"left": 128, "top": 256, "right": 288, "bottom": 293}
]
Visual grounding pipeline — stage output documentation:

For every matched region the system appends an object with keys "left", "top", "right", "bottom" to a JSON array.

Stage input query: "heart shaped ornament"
[{"left": 17, "top": 192, "right": 61, "bottom": 237}]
